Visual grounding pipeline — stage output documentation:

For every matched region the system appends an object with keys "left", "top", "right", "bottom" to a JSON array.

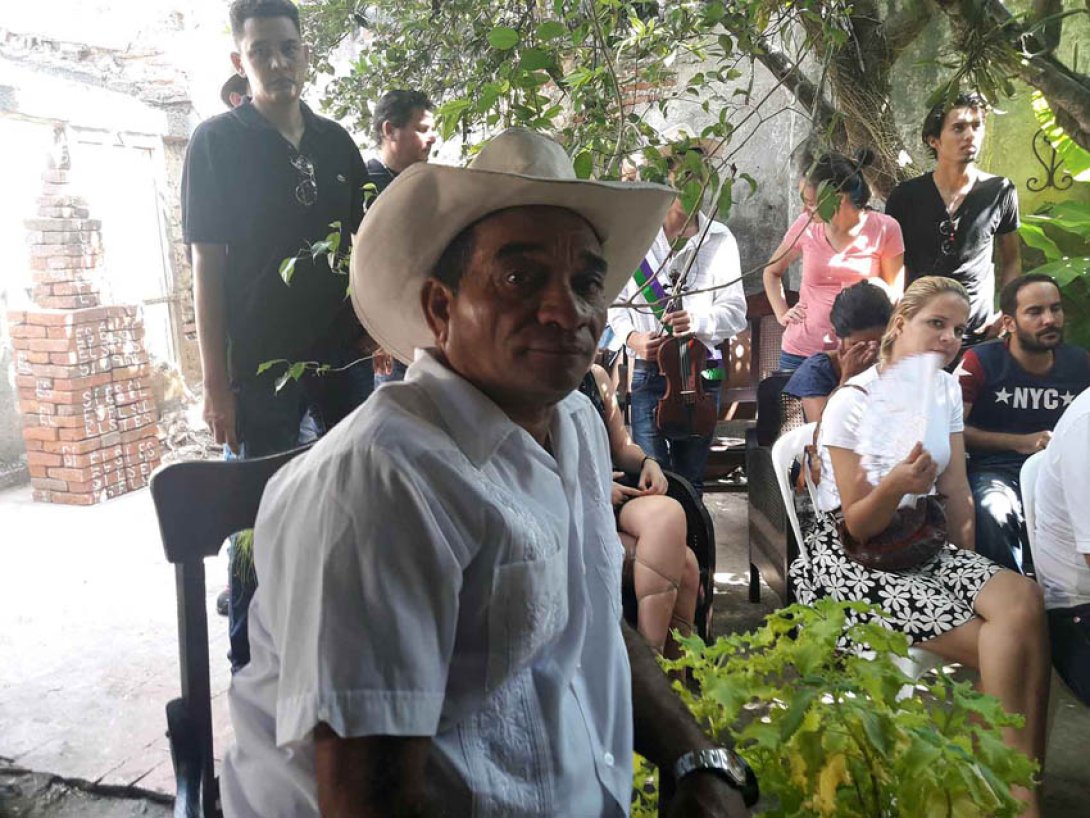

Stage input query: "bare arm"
[
  {"left": 593, "top": 364, "right": 644, "bottom": 473},
  {"left": 996, "top": 231, "right": 1022, "bottom": 287},
  {"left": 829, "top": 443, "right": 937, "bottom": 543},
  {"left": 762, "top": 237, "right": 802, "bottom": 327},
  {"left": 191, "top": 243, "right": 237, "bottom": 452},
  {"left": 801, "top": 396, "right": 828, "bottom": 423},
  {"left": 879, "top": 252, "right": 905, "bottom": 299},
  {"left": 935, "top": 432, "right": 974, "bottom": 550},
  {"left": 623, "top": 623, "right": 750, "bottom": 816},
  {"left": 314, "top": 725, "right": 432, "bottom": 818},
  {"left": 962, "top": 399, "right": 1051, "bottom": 455}
]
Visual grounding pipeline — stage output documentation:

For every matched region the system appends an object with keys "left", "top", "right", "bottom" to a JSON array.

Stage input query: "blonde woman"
[{"left": 792, "top": 276, "right": 1049, "bottom": 815}]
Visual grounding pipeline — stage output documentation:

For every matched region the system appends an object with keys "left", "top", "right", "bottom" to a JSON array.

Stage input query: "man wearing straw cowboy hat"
[{"left": 220, "top": 128, "right": 757, "bottom": 817}]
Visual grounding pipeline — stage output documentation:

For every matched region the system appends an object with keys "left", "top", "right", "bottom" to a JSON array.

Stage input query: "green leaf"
[
  {"left": 519, "top": 48, "right": 552, "bottom": 71},
  {"left": 1018, "top": 223, "right": 1063, "bottom": 261},
  {"left": 256, "top": 358, "right": 287, "bottom": 376},
  {"left": 716, "top": 179, "right": 733, "bottom": 220},
  {"left": 815, "top": 180, "right": 840, "bottom": 222},
  {"left": 1026, "top": 256, "right": 1090, "bottom": 287},
  {"left": 573, "top": 150, "right": 593, "bottom": 180},
  {"left": 779, "top": 687, "right": 818, "bottom": 741},
  {"left": 278, "top": 256, "right": 298, "bottom": 285},
  {"left": 309, "top": 239, "right": 333, "bottom": 259},
  {"left": 488, "top": 26, "right": 519, "bottom": 50},
  {"left": 536, "top": 20, "right": 567, "bottom": 41}
]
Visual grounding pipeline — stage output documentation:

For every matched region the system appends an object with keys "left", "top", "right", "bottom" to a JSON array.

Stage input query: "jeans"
[
  {"left": 968, "top": 464, "right": 1032, "bottom": 575},
  {"left": 629, "top": 364, "right": 721, "bottom": 495},
  {"left": 778, "top": 350, "right": 809, "bottom": 372},
  {"left": 1048, "top": 604, "right": 1090, "bottom": 706},
  {"left": 227, "top": 348, "right": 374, "bottom": 672},
  {"left": 374, "top": 359, "right": 408, "bottom": 388}
]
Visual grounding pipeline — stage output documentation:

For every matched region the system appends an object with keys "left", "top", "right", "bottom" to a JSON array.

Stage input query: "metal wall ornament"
[{"left": 1027, "top": 127, "right": 1074, "bottom": 192}]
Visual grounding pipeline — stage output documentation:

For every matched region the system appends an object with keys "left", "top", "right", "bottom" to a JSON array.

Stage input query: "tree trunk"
[{"left": 935, "top": 0, "right": 1090, "bottom": 152}]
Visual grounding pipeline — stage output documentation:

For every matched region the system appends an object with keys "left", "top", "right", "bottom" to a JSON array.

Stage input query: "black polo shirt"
[
  {"left": 885, "top": 172, "right": 1019, "bottom": 336},
  {"left": 181, "top": 101, "right": 367, "bottom": 381}
]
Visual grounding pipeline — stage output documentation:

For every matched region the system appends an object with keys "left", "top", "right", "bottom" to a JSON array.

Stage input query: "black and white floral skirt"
[{"left": 789, "top": 510, "right": 1004, "bottom": 645}]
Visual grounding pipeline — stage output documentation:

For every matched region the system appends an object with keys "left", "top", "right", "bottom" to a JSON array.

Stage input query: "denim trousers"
[
  {"left": 968, "top": 464, "right": 1031, "bottom": 575},
  {"left": 227, "top": 350, "right": 374, "bottom": 672},
  {"left": 374, "top": 359, "right": 408, "bottom": 388},
  {"left": 778, "top": 350, "right": 809, "bottom": 372},
  {"left": 628, "top": 364, "right": 720, "bottom": 495}
]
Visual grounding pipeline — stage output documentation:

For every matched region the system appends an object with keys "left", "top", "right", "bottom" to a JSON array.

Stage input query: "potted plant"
[{"left": 633, "top": 599, "right": 1036, "bottom": 817}]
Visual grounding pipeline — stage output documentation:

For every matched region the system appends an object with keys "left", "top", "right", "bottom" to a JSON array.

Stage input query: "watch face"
[{"left": 723, "top": 750, "right": 747, "bottom": 784}]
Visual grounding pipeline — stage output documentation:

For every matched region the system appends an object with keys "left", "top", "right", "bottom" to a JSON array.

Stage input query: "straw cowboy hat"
[{"left": 350, "top": 127, "right": 676, "bottom": 364}]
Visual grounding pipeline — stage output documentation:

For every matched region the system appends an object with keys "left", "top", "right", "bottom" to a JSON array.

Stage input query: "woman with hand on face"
[
  {"left": 784, "top": 280, "right": 893, "bottom": 422},
  {"left": 793, "top": 277, "right": 1050, "bottom": 816},
  {"left": 764, "top": 149, "right": 905, "bottom": 372},
  {"left": 578, "top": 364, "right": 700, "bottom": 659}
]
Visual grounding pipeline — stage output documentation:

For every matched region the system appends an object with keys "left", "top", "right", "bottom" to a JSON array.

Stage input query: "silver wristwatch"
[{"left": 672, "top": 747, "right": 759, "bottom": 807}]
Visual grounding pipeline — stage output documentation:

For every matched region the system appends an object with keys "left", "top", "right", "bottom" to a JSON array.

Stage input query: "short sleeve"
[
  {"left": 181, "top": 120, "right": 234, "bottom": 244},
  {"left": 259, "top": 449, "right": 466, "bottom": 747},
  {"left": 781, "top": 211, "right": 812, "bottom": 256},
  {"left": 784, "top": 353, "right": 839, "bottom": 399},
  {"left": 945, "top": 372, "right": 964, "bottom": 433},
  {"left": 997, "top": 181, "right": 1020, "bottom": 234},
  {"left": 957, "top": 349, "right": 986, "bottom": 407},
  {"left": 819, "top": 384, "right": 868, "bottom": 451},
  {"left": 881, "top": 214, "right": 905, "bottom": 257}
]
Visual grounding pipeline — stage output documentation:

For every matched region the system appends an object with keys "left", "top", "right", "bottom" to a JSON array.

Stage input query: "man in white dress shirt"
[
  {"left": 219, "top": 129, "right": 757, "bottom": 817},
  {"left": 1030, "top": 385, "right": 1090, "bottom": 705},
  {"left": 608, "top": 155, "right": 748, "bottom": 494}
]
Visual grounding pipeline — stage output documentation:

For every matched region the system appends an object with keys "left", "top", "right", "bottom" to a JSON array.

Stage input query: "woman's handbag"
[
  {"left": 804, "top": 384, "right": 948, "bottom": 572},
  {"left": 838, "top": 494, "right": 947, "bottom": 572}
]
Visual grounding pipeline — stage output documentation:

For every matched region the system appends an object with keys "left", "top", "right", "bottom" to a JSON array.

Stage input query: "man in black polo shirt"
[
  {"left": 364, "top": 89, "right": 436, "bottom": 385},
  {"left": 958, "top": 274, "right": 1090, "bottom": 573},
  {"left": 181, "top": 0, "right": 371, "bottom": 669},
  {"left": 886, "top": 93, "right": 1022, "bottom": 348}
]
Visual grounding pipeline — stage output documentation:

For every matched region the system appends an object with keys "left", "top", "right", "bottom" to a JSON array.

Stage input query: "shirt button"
[{"left": 603, "top": 752, "right": 614, "bottom": 766}]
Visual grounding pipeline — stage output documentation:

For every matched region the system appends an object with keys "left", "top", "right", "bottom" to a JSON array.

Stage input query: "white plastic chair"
[
  {"left": 769, "top": 423, "right": 939, "bottom": 683},
  {"left": 1020, "top": 450, "right": 1046, "bottom": 553}
]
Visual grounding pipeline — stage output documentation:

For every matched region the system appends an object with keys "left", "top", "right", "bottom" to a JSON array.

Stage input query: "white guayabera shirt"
[{"left": 221, "top": 351, "right": 632, "bottom": 818}]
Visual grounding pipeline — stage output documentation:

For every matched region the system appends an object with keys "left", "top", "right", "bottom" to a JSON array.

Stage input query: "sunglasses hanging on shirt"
[{"left": 291, "top": 153, "right": 317, "bottom": 208}]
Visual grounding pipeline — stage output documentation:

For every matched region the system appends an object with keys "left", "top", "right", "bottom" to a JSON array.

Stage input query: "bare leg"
[
  {"left": 618, "top": 495, "right": 689, "bottom": 653},
  {"left": 918, "top": 570, "right": 1050, "bottom": 817},
  {"left": 664, "top": 549, "right": 700, "bottom": 661}
]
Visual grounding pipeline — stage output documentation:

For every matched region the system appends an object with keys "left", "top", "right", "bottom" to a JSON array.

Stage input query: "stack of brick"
[{"left": 7, "top": 168, "right": 161, "bottom": 506}]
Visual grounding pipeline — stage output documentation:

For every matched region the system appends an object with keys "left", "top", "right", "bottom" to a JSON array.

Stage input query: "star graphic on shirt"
[
  {"left": 952, "top": 361, "right": 972, "bottom": 380},
  {"left": 1061, "top": 390, "right": 1076, "bottom": 407},
  {"left": 994, "top": 387, "right": 1012, "bottom": 405}
]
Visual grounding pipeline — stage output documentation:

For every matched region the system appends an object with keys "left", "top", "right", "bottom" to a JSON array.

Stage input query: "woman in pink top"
[{"left": 763, "top": 149, "right": 905, "bottom": 371}]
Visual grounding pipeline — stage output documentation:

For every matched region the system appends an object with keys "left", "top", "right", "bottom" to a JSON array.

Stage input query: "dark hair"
[
  {"left": 432, "top": 222, "right": 477, "bottom": 291},
  {"left": 229, "top": 0, "right": 301, "bottom": 42},
  {"left": 921, "top": 92, "right": 989, "bottom": 158},
  {"left": 791, "top": 136, "right": 819, "bottom": 179},
  {"left": 830, "top": 282, "right": 892, "bottom": 338},
  {"left": 220, "top": 74, "right": 249, "bottom": 109},
  {"left": 999, "top": 273, "right": 1061, "bottom": 317},
  {"left": 372, "top": 90, "right": 433, "bottom": 143},
  {"left": 808, "top": 148, "right": 875, "bottom": 209}
]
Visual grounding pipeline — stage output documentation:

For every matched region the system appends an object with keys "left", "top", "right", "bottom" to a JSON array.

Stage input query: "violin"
[{"left": 654, "top": 293, "right": 718, "bottom": 440}]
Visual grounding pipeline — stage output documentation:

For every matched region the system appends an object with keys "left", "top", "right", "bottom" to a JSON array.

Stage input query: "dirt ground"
[{"left": 0, "top": 761, "right": 170, "bottom": 817}]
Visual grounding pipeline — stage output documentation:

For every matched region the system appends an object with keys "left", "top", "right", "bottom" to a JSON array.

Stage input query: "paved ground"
[{"left": 0, "top": 484, "right": 1086, "bottom": 814}]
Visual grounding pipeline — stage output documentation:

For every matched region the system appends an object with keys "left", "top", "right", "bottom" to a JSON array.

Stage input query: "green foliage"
[
  {"left": 1020, "top": 95, "right": 1090, "bottom": 349},
  {"left": 636, "top": 600, "right": 1035, "bottom": 817},
  {"left": 233, "top": 527, "right": 256, "bottom": 583}
]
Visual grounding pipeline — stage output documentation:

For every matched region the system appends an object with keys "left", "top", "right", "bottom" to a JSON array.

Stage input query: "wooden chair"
[{"left": 150, "top": 444, "right": 311, "bottom": 818}]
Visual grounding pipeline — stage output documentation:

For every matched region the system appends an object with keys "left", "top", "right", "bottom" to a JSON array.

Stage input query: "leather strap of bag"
[{"left": 793, "top": 383, "right": 868, "bottom": 496}]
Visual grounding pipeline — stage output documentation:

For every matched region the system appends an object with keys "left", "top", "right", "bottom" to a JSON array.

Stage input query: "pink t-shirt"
[{"left": 780, "top": 210, "right": 904, "bottom": 357}]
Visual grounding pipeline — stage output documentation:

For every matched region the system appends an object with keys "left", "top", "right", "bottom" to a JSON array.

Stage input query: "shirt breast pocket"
[{"left": 486, "top": 546, "right": 569, "bottom": 691}]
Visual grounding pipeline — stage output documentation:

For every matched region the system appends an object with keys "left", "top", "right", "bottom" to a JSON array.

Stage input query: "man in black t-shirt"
[
  {"left": 181, "top": 0, "right": 372, "bottom": 669},
  {"left": 363, "top": 90, "right": 436, "bottom": 385},
  {"left": 886, "top": 93, "right": 1022, "bottom": 347}
]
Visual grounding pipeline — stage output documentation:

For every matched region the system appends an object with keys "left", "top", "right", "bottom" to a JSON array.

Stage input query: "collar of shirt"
[
  {"left": 233, "top": 99, "right": 330, "bottom": 138},
  {"left": 404, "top": 349, "right": 551, "bottom": 469}
]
